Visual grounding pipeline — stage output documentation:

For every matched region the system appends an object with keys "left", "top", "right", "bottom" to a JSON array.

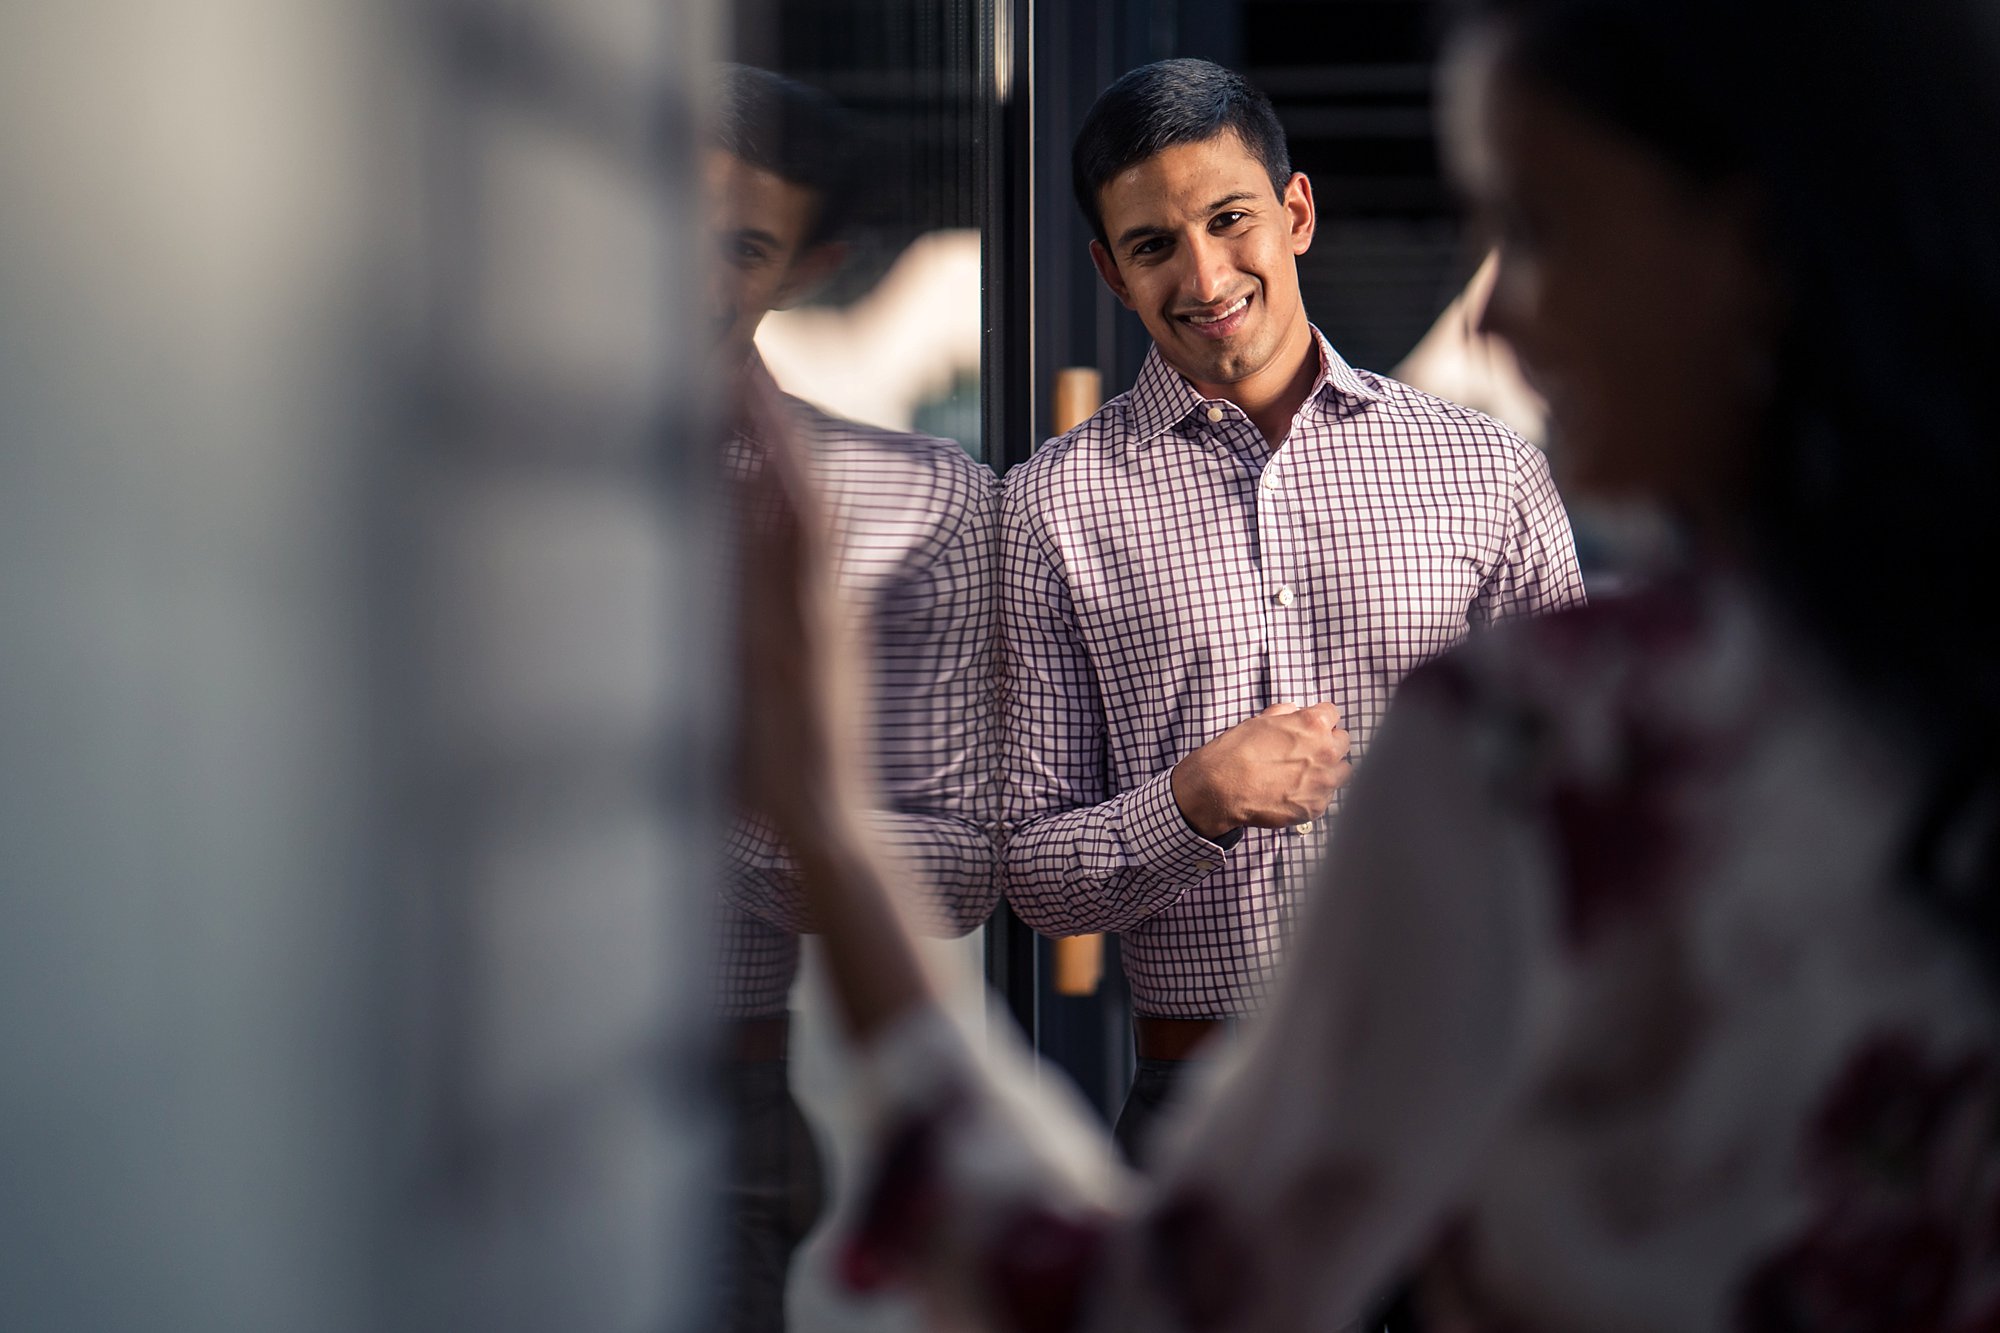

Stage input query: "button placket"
[
  {"left": 1257, "top": 446, "right": 1293, "bottom": 617},
  {"left": 1265, "top": 471, "right": 1312, "bottom": 773}
]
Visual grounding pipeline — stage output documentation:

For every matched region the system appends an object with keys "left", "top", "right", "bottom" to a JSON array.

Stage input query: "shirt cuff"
[{"left": 1121, "top": 769, "right": 1237, "bottom": 879}]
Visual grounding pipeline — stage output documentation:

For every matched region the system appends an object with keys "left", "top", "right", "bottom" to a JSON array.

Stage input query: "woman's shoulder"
[
  {"left": 1409, "top": 576, "right": 1721, "bottom": 714},
  {"left": 1395, "top": 571, "right": 1882, "bottom": 950},
  {"left": 1401, "top": 577, "right": 1770, "bottom": 834}
]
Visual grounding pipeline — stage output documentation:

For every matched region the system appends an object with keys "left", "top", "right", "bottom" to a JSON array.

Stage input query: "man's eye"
[
  {"left": 1130, "top": 238, "right": 1167, "bottom": 259},
  {"left": 1213, "top": 211, "right": 1247, "bottom": 230},
  {"left": 724, "top": 239, "right": 776, "bottom": 272}
]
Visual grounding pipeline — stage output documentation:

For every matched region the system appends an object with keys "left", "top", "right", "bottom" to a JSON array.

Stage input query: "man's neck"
[{"left": 1189, "top": 321, "right": 1322, "bottom": 448}]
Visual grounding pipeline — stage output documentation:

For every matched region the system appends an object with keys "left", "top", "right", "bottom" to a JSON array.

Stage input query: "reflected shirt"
[
  {"left": 719, "top": 391, "right": 1001, "bottom": 1019},
  {"left": 1000, "top": 328, "right": 1584, "bottom": 1019}
]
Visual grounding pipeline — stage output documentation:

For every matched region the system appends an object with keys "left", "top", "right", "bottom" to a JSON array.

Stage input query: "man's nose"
[{"left": 1179, "top": 232, "right": 1236, "bottom": 307}]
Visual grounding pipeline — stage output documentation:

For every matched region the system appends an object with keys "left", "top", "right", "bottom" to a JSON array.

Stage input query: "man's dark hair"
[
  {"left": 1070, "top": 58, "right": 1292, "bottom": 247},
  {"left": 712, "top": 64, "right": 856, "bottom": 248}
]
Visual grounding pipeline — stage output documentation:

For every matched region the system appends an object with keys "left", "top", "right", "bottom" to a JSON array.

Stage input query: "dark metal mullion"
[{"left": 982, "top": 0, "right": 1041, "bottom": 1045}]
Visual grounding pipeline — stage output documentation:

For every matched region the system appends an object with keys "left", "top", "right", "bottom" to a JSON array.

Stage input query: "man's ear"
[
  {"left": 773, "top": 240, "right": 849, "bottom": 310},
  {"left": 1088, "top": 240, "right": 1136, "bottom": 310},
  {"left": 1283, "top": 172, "right": 1317, "bottom": 258}
]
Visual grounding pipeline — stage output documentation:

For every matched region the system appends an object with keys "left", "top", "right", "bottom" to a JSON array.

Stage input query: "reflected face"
[
  {"left": 1089, "top": 133, "right": 1317, "bottom": 397},
  {"left": 1440, "top": 29, "right": 1777, "bottom": 514},
  {"left": 703, "top": 148, "right": 830, "bottom": 366}
]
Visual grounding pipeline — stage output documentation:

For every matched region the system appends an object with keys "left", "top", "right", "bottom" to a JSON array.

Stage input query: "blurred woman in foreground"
[{"left": 734, "top": 0, "right": 2000, "bottom": 1326}]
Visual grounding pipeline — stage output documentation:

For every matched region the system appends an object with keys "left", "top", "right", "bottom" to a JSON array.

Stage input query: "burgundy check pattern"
[
  {"left": 719, "top": 390, "right": 1001, "bottom": 1018},
  {"left": 1000, "top": 329, "right": 1584, "bottom": 1019}
]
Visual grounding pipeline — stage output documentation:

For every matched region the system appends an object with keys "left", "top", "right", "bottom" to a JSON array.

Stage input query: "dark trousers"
[
  {"left": 721, "top": 1058, "right": 826, "bottom": 1333},
  {"left": 1112, "top": 1055, "right": 1192, "bottom": 1169}
]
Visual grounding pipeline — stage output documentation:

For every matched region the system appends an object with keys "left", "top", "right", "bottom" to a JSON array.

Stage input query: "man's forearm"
[{"left": 1002, "top": 769, "right": 1233, "bottom": 936}]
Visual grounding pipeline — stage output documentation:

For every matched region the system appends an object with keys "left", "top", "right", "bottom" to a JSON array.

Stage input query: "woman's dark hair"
[
  {"left": 1071, "top": 58, "right": 1292, "bottom": 247},
  {"left": 1446, "top": 0, "right": 2000, "bottom": 971},
  {"left": 711, "top": 64, "right": 857, "bottom": 249}
]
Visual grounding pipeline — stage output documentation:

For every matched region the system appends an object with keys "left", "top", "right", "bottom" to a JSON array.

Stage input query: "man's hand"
[{"left": 1169, "top": 702, "right": 1352, "bottom": 839}]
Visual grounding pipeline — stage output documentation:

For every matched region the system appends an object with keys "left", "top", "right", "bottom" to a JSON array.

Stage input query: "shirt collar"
[
  {"left": 727, "top": 350, "right": 806, "bottom": 450},
  {"left": 1126, "top": 324, "right": 1383, "bottom": 444}
]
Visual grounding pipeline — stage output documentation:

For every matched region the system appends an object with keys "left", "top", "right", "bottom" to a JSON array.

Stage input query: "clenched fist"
[{"left": 1169, "top": 701, "right": 1353, "bottom": 839}]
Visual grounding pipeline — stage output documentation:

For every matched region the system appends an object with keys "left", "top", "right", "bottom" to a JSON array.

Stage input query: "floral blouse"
[{"left": 837, "top": 574, "right": 2000, "bottom": 1332}]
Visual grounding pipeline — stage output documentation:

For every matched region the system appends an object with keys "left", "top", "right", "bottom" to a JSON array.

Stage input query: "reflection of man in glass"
[
  {"left": 1001, "top": 60, "right": 1586, "bottom": 1165},
  {"left": 706, "top": 65, "right": 1000, "bottom": 1332}
]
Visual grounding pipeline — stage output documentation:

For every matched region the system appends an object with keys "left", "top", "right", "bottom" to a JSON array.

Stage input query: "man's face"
[
  {"left": 704, "top": 148, "right": 830, "bottom": 367},
  {"left": 1088, "top": 131, "right": 1316, "bottom": 394}
]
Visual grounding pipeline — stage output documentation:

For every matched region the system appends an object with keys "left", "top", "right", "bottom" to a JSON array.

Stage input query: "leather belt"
[
  {"left": 1132, "top": 1015, "right": 1231, "bottom": 1061},
  {"left": 725, "top": 1014, "right": 790, "bottom": 1062}
]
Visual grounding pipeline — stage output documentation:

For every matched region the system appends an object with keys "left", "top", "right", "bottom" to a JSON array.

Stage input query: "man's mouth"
[{"left": 1180, "top": 294, "right": 1251, "bottom": 339}]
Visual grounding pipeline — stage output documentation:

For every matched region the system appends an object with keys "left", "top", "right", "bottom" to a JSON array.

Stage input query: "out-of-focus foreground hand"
[
  {"left": 729, "top": 371, "right": 853, "bottom": 852},
  {"left": 726, "top": 383, "right": 1133, "bottom": 1331},
  {"left": 728, "top": 374, "right": 926, "bottom": 1040},
  {"left": 838, "top": 1007, "right": 1133, "bottom": 1333}
]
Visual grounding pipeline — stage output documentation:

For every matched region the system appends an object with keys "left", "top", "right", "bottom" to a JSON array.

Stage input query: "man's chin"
[{"left": 1165, "top": 339, "right": 1256, "bottom": 388}]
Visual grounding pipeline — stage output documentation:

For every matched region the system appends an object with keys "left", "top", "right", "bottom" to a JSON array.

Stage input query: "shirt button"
[
  {"left": 1206, "top": 405, "right": 1225, "bottom": 423},
  {"left": 1274, "top": 585, "right": 1296, "bottom": 608},
  {"left": 1260, "top": 469, "right": 1281, "bottom": 491}
]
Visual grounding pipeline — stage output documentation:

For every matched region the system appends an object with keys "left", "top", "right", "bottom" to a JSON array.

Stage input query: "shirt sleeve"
[
  {"left": 723, "top": 459, "right": 1002, "bottom": 940},
  {"left": 1118, "top": 662, "right": 1567, "bottom": 1331},
  {"left": 724, "top": 806, "right": 999, "bottom": 938},
  {"left": 1474, "top": 438, "right": 1586, "bottom": 627},
  {"left": 998, "top": 480, "right": 1234, "bottom": 938}
]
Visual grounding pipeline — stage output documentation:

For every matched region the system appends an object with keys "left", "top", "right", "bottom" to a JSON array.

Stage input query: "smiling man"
[{"left": 1000, "top": 58, "right": 1585, "bottom": 1163}]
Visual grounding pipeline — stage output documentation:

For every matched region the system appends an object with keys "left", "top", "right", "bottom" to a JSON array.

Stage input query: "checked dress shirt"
[
  {"left": 1000, "top": 328, "right": 1584, "bottom": 1019},
  {"left": 719, "top": 388, "right": 1002, "bottom": 1019}
]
